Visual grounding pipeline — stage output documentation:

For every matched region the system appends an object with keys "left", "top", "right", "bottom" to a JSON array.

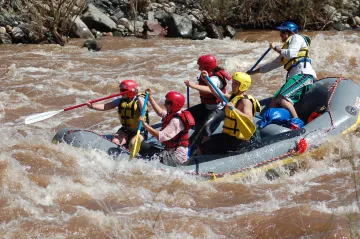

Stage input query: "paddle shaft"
[
  {"left": 247, "top": 48, "right": 271, "bottom": 73},
  {"left": 187, "top": 86, "right": 190, "bottom": 109},
  {"left": 63, "top": 91, "right": 129, "bottom": 112},
  {"left": 130, "top": 92, "right": 149, "bottom": 160},
  {"left": 136, "top": 92, "right": 149, "bottom": 131},
  {"left": 204, "top": 75, "right": 232, "bottom": 107}
]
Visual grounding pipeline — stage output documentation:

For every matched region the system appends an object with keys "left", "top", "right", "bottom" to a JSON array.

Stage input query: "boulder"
[
  {"left": 166, "top": 13, "right": 192, "bottom": 38},
  {"left": 69, "top": 17, "right": 94, "bottom": 39},
  {"left": 206, "top": 23, "right": 224, "bottom": 39},
  {"left": 143, "top": 20, "right": 165, "bottom": 38},
  {"left": 83, "top": 39, "right": 101, "bottom": 51},
  {"left": 11, "top": 26, "right": 26, "bottom": 43},
  {"left": 0, "top": 33, "right": 12, "bottom": 44},
  {"left": 192, "top": 28, "right": 207, "bottom": 40},
  {"left": 81, "top": 4, "right": 117, "bottom": 32},
  {"left": 224, "top": 25, "right": 236, "bottom": 38},
  {"left": 154, "top": 10, "right": 171, "bottom": 23}
]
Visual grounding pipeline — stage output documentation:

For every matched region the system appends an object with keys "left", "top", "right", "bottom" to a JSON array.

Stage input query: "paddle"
[
  {"left": 205, "top": 75, "right": 256, "bottom": 140},
  {"left": 24, "top": 91, "right": 129, "bottom": 125},
  {"left": 187, "top": 86, "right": 190, "bottom": 108},
  {"left": 246, "top": 48, "right": 271, "bottom": 74},
  {"left": 129, "top": 91, "right": 149, "bottom": 160}
]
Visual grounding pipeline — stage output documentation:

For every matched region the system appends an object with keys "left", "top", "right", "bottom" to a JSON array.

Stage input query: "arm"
[
  {"left": 227, "top": 98, "right": 254, "bottom": 120},
  {"left": 87, "top": 101, "right": 117, "bottom": 111},
  {"left": 279, "top": 35, "right": 302, "bottom": 59},
  {"left": 142, "top": 122, "right": 160, "bottom": 140},
  {"left": 147, "top": 90, "right": 166, "bottom": 117},
  {"left": 248, "top": 55, "right": 283, "bottom": 75},
  {"left": 184, "top": 79, "right": 213, "bottom": 94},
  {"left": 202, "top": 72, "right": 230, "bottom": 101},
  {"left": 234, "top": 99, "right": 254, "bottom": 120}
]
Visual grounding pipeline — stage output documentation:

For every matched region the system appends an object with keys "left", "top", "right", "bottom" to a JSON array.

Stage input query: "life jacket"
[
  {"left": 198, "top": 69, "right": 232, "bottom": 104},
  {"left": 222, "top": 94, "right": 261, "bottom": 140},
  {"left": 118, "top": 93, "right": 148, "bottom": 130},
  {"left": 307, "top": 106, "right": 327, "bottom": 123},
  {"left": 161, "top": 110, "right": 195, "bottom": 149},
  {"left": 281, "top": 34, "right": 312, "bottom": 72}
]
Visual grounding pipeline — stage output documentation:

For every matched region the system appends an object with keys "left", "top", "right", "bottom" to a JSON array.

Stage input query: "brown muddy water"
[{"left": 1, "top": 30, "right": 360, "bottom": 238}]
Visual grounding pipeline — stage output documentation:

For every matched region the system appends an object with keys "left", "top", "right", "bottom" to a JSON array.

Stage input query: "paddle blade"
[
  {"left": 233, "top": 111, "right": 256, "bottom": 140},
  {"left": 24, "top": 110, "right": 63, "bottom": 124},
  {"left": 129, "top": 131, "right": 142, "bottom": 160}
]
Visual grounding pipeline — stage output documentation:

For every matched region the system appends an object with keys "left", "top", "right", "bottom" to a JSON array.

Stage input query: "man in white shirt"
[{"left": 249, "top": 21, "right": 317, "bottom": 119}]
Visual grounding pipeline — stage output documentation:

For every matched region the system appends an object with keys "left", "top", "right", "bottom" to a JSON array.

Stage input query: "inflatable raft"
[{"left": 53, "top": 77, "right": 360, "bottom": 180}]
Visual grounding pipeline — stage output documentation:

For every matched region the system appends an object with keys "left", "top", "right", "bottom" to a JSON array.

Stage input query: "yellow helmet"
[{"left": 232, "top": 72, "right": 251, "bottom": 92}]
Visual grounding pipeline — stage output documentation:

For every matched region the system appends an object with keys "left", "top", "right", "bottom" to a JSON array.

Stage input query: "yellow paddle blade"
[
  {"left": 129, "top": 131, "right": 142, "bottom": 160},
  {"left": 233, "top": 111, "right": 256, "bottom": 140}
]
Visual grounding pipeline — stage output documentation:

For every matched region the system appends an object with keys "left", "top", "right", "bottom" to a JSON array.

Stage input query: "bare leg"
[
  {"left": 112, "top": 130, "right": 127, "bottom": 146},
  {"left": 276, "top": 95, "right": 298, "bottom": 118}
]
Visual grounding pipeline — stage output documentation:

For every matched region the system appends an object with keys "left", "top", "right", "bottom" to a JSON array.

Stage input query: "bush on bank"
[{"left": 0, "top": 0, "right": 359, "bottom": 45}]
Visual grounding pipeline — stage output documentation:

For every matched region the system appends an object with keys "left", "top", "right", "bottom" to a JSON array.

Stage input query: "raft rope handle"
[{"left": 324, "top": 77, "right": 349, "bottom": 133}]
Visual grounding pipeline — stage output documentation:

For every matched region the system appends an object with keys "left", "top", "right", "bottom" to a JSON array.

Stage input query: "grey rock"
[
  {"left": 11, "top": 26, "right": 26, "bottom": 43},
  {"left": 83, "top": 39, "right": 101, "bottom": 51},
  {"left": 0, "top": 32, "right": 12, "bottom": 44},
  {"left": 206, "top": 23, "right": 224, "bottom": 39},
  {"left": 69, "top": 17, "right": 94, "bottom": 39},
  {"left": 166, "top": 13, "right": 192, "bottom": 38},
  {"left": 224, "top": 25, "right": 236, "bottom": 38},
  {"left": 81, "top": 3, "right": 117, "bottom": 32}
]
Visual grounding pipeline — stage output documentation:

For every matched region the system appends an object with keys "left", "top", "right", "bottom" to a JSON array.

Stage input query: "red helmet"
[
  {"left": 120, "top": 79, "right": 138, "bottom": 98},
  {"left": 165, "top": 91, "right": 185, "bottom": 112},
  {"left": 197, "top": 54, "right": 217, "bottom": 72}
]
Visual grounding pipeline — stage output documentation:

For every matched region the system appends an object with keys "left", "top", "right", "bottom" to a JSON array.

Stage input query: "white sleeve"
[
  {"left": 210, "top": 76, "right": 224, "bottom": 89},
  {"left": 280, "top": 34, "right": 303, "bottom": 59}
]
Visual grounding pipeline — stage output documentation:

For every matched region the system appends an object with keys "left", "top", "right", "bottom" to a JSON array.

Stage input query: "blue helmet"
[{"left": 276, "top": 21, "right": 298, "bottom": 33}]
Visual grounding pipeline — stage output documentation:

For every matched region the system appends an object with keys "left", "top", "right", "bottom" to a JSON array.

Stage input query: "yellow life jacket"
[
  {"left": 118, "top": 93, "right": 148, "bottom": 130},
  {"left": 281, "top": 34, "right": 311, "bottom": 72},
  {"left": 222, "top": 94, "right": 261, "bottom": 140}
]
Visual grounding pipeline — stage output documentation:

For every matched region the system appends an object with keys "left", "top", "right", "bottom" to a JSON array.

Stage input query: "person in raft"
[
  {"left": 86, "top": 79, "right": 148, "bottom": 148},
  {"left": 139, "top": 90, "right": 195, "bottom": 166},
  {"left": 248, "top": 21, "right": 317, "bottom": 120},
  {"left": 184, "top": 54, "right": 231, "bottom": 147},
  {"left": 197, "top": 72, "right": 261, "bottom": 155}
]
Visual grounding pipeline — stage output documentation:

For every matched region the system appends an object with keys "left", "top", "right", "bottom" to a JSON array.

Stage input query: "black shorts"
[{"left": 199, "top": 133, "right": 248, "bottom": 155}]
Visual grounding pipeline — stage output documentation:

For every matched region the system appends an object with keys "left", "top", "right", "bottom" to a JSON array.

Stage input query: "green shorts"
[{"left": 274, "top": 74, "right": 314, "bottom": 104}]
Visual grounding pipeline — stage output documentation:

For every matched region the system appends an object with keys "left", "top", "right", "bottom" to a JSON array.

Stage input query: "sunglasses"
[
  {"left": 165, "top": 100, "right": 172, "bottom": 105},
  {"left": 280, "top": 30, "right": 288, "bottom": 35}
]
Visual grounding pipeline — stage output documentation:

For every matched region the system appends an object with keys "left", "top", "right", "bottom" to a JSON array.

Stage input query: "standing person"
[
  {"left": 249, "top": 21, "right": 317, "bottom": 119},
  {"left": 184, "top": 54, "right": 231, "bottom": 147},
  {"left": 198, "top": 72, "right": 261, "bottom": 155},
  {"left": 86, "top": 79, "right": 148, "bottom": 148},
  {"left": 139, "top": 90, "right": 195, "bottom": 166}
]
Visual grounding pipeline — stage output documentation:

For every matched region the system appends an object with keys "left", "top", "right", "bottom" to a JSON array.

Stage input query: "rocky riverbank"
[{"left": 1, "top": 0, "right": 360, "bottom": 46}]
